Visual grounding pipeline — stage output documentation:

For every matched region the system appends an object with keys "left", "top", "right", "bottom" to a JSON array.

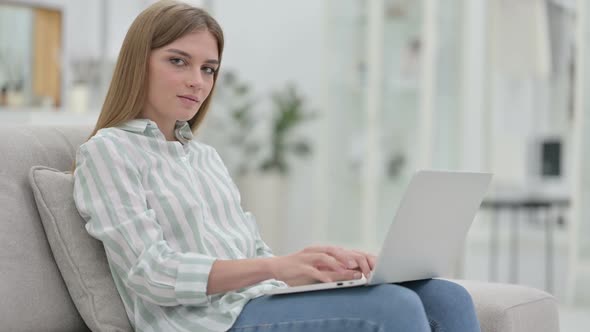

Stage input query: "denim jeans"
[{"left": 228, "top": 279, "right": 481, "bottom": 332}]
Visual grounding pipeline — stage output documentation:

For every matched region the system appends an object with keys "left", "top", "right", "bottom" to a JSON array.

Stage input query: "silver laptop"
[{"left": 265, "top": 170, "right": 492, "bottom": 295}]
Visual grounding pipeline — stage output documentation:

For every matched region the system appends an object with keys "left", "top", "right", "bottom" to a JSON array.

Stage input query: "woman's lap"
[
  {"left": 229, "top": 279, "right": 480, "bottom": 332},
  {"left": 401, "top": 279, "right": 482, "bottom": 332}
]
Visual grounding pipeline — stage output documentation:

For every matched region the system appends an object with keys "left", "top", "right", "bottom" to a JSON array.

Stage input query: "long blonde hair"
[{"left": 88, "top": 0, "right": 224, "bottom": 140}]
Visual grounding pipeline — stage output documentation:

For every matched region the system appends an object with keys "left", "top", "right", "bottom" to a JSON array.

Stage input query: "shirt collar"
[
  {"left": 118, "top": 119, "right": 194, "bottom": 144},
  {"left": 174, "top": 120, "right": 193, "bottom": 144},
  {"left": 117, "top": 118, "right": 153, "bottom": 133}
]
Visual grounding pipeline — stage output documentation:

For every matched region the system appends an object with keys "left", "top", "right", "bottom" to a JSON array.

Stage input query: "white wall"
[{"left": 211, "top": 0, "right": 323, "bottom": 112}]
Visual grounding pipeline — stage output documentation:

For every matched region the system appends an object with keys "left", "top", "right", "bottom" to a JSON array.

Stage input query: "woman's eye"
[
  {"left": 170, "top": 58, "right": 186, "bottom": 66},
  {"left": 202, "top": 66, "right": 216, "bottom": 75}
]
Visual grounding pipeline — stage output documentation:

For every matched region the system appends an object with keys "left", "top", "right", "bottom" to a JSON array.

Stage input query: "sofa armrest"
[{"left": 451, "top": 280, "right": 559, "bottom": 332}]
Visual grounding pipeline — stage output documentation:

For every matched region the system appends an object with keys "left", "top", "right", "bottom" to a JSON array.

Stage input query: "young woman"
[{"left": 73, "top": 1, "right": 482, "bottom": 331}]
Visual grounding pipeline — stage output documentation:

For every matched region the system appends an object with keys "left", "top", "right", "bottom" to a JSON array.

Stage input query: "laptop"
[{"left": 265, "top": 170, "right": 492, "bottom": 295}]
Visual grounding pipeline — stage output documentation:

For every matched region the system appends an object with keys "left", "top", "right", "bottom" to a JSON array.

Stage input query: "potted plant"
[
  {"left": 240, "top": 83, "right": 315, "bottom": 253},
  {"left": 203, "top": 70, "right": 261, "bottom": 176},
  {"left": 259, "top": 82, "right": 315, "bottom": 174},
  {"left": 206, "top": 75, "right": 315, "bottom": 178}
]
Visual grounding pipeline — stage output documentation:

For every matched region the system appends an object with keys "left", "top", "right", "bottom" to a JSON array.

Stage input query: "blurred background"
[{"left": 0, "top": 0, "right": 588, "bottom": 329}]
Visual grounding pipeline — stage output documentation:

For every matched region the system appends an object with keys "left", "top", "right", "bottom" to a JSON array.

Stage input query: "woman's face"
[{"left": 142, "top": 30, "right": 219, "bottom": 128}]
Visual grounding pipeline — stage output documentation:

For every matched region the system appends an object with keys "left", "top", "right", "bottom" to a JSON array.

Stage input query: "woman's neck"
[{"left": 139, "top": 116, "right": 177, "bottom": 142}]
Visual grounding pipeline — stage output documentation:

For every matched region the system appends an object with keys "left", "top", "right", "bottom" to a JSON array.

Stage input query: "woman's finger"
[
  {"left": 368, "top": 255, "right": 376, "bottom": 269},
  {"left": 350, "top": 252, "right": 371, "bottom": 277},
  {"left": 325, "top": 246, "right": 359, "bottom": 269},
  {"left": 311, "top": 253, "right": 346, "bottom": 272},
  {"left": 353, "top": 250, "right": 377, "bottom": 270},
  {"left": 303, "top": 246, "right": 354, "bottom": 269},
  {"left": 303, "top": 246, "right": 376, "bottom": 275},
  {"left": 306, "top": 266, "right": 332, "bottom": 283},
  {"left": 324, "top": 269, "right": 363, "bottom": 282},
  {"left": 331, "top": 249, "right": 371, "bottom": 276}
]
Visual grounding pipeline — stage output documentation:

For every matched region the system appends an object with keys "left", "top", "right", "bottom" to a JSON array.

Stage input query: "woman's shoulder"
[
  {"left": 189, "top": 139, "right": 223, "bottom": 159},
  {"left": 79, "top": 127, "right": 136, "bottom": 153},
  {"left": 190, "top": 139, "right": 214, "bottom": 151},
  {"left": 76, "top": 128, "right": 144, "bottom": 172},
  {"left": 189, "top": 140, "right": 231, "bottom": 170}
]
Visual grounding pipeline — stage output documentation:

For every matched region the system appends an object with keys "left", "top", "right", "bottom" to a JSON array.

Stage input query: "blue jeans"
[{"left": 229, "top": 279, "right": 481, "bottom": 332}]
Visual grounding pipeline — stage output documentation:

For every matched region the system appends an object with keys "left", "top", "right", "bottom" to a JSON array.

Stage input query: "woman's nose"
[{"left": 186, "top": 70, "right": 204, "bottom": 89}]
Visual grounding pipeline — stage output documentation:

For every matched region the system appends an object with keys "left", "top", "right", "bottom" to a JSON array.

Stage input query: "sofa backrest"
[{"left": 0, "top": 126, "right": 92, "bottom": 332}]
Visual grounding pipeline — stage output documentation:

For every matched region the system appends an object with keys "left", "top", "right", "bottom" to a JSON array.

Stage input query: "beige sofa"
[{"left": 0, "top": 125, "right": 560, "bottom": 332}]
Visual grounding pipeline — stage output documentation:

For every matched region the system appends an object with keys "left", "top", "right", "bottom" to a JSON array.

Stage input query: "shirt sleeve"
[
  {"left": 207, "top": 145, "right": 277, "bottom": 259},
  {"left": 73, "top": 137, "right": 216, "bottom": 307}
]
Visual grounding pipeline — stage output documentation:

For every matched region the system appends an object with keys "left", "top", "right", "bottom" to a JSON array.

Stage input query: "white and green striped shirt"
[{"left": 73, "top": 119, "right": 286, "bottom": 332}]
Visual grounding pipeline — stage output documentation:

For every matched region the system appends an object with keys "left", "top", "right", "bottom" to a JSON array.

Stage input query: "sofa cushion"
[{"left": 29, "top": 166, "right": 132, "bottom": 332}]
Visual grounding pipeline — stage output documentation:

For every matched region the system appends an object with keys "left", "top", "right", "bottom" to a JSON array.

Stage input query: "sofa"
[{"left": 0, "top": 125, "right": 560, "bottom": 332}]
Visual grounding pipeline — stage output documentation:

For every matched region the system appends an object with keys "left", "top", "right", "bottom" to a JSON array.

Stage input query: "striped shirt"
[{"left": 73, "top": 119, "right": 286, "bottom": 332}]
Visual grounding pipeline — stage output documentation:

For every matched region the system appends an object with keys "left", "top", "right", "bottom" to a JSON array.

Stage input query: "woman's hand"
[
  {"left": 301, "top": 246, "right": 376, "bottom": 278},
  {"left": 268, "top": 250, "right": 363, "bottom": 286},
  {"left": 267, "top": 246, "right": 376, "bottom": 287}
]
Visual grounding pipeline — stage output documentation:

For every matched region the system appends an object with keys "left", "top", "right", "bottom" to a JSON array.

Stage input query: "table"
[{"left": 480, "top": 197, "right": 570, "bottom": 293}]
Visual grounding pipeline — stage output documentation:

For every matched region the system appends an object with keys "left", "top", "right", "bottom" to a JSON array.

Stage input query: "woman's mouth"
[{"left": 178, "top": 95, "right": 199, "bottom": 107}]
